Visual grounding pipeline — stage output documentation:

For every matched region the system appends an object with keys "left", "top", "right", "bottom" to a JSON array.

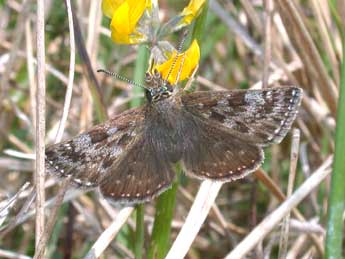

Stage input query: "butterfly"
[{"left": 45, "top": 69, "right": 302, "bottom": 204}]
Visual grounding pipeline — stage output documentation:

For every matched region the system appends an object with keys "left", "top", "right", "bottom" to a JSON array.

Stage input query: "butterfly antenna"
[
  {"left": 164, "top": 30, "right": 189, "bottom": 85},
  {"left": 97, "top": 69, "right": 149, "bottom": 91},
  {"left": 175, "top": 53, "right": 186, "bottom": 85}
]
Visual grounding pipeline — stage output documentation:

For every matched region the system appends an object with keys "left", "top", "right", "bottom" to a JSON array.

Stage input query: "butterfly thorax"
[
  {"left": 146, "top": 93, "right": 183, "bottom": 129},
  {"left": 144, "top": 70, "right": 183, "bottom": 131},
  {"left": 145, "top": 70, "right": 173, "bottom": 103}
]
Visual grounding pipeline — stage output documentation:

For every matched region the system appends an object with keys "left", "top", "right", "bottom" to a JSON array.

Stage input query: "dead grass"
[{"left": 0, "top": 0, "right": 343, "bottom": 258}]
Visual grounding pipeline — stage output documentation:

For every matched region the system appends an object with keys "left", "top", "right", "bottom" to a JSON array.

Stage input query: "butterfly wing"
[
  {"left": 99, "top": 135, "right": 176, "bottom": 204},
  {"left": 45, "top": 107, "right": 145, "bottom": 188},
  {"left": 182, "top": 86, "right": 302, "bottom": 146},
  {"left": 99, "top": 105, "right": 181, "bottom": 204},
  {"left": 180, "top": 113, "right": 264, "bottom": 181}
]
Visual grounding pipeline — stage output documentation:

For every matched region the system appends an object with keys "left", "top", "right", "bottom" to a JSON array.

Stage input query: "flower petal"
[
  {"left": 127, "top": 0, "right": 148, "bottom": 29},
  {"left": 180, "top": 0, "right": 206, "bottom": 25},
  {"left": 111, "top": 2, "right": 131, "bottom": 34},
  {"left": 154, "top": 40, "right": 200, "bottom": 84},
  {"left": 107, "top": 0, "right": 150, "bottom": 44},
  {"left": 102, "top": 0, "right": 124, "bottom": 18}
]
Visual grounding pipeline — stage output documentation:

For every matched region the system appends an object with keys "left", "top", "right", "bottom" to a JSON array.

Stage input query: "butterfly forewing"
[
  {"left": 182, "top": 86, "right": 302, "bottom": 146},
  {"left": 45, "top": 107, "right": 145, "bottom": 188}
]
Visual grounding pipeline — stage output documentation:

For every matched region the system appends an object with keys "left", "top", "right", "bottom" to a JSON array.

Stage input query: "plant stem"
[
  {"left": 132, "top": 45, "right": 149, "bottom": 258},
  {"left": 134, "top": 204, "right": 145, "bottom": 259},
  {"left": 325, "top": 7, "right": 345, "bottom": 258},
  {"left": 147, "top": 181, "right": 178, "bottom": 259}
]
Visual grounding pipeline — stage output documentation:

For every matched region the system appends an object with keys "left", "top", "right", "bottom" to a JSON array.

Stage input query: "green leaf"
[
  {"left": 147, "top": 180, "right": 178, "bottom": 259},
  {"left": 132, "top": 45, "right": 149, "bottom": 259},
  {"left": 325, "top": 4, "right": 345, "bottom": 257}
]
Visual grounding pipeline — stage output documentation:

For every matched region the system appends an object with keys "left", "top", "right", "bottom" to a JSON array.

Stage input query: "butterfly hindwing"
[
  {"left": 45, "top": 107, "right": 145, "bottom": 188},
  {"left": 180, "top": 115, "right": 264, "bottom": 181},
  {"left": 99, "top": 106, "right": 180, "bottom": 203},
  {"left": 182, "top": 86, "right": 302, "bottom": 146},
  {"left": 99, "top": 136, "right": 176, "bottom": 204}
]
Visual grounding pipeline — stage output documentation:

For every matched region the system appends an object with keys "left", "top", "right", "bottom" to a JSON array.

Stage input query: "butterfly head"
[{"left": 145, "top": 69, "right": 173, "bottom": 103}]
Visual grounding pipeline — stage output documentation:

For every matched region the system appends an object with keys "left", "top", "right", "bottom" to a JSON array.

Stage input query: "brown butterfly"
[{"left": 46, "top": 70, "right": 302, "bottom": 204}]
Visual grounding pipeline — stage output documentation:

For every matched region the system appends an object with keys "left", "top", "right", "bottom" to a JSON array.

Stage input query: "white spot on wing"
[
  {"left": 245, "top": 91, "right": 265, "bottom": 105},
  {"left": 110, "top": 146, "right": 123, "bottom": 157},
  {"left": 217, "top": 99, "right": 228, "bottom": 106},
  {"left": 74, "top": 134, "right": 91, "bottom": 152},
  {"left": 107, "top": 127, "right": 118, "bottom": 135}
]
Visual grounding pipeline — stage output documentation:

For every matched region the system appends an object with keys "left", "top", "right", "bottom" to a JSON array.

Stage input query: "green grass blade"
[
  {"left": 325, "top": 8, "right": 345, "bottom": 258},
  {"left": 131, "top": 45, "right": 149, "bottom": 258},
  {"left": 147, "top": 181, "right": 178, "bottom": 259},
  {"left": 132, "top": 45, "right": 148, "bottom": 107},
  {"left": 134, "top": 204, "right": 145, "bottom": 259}
]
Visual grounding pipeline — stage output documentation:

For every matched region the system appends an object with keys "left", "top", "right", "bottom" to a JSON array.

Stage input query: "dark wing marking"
[
  {"left": 45, "top": 107, "right": 145, "bottom": 188},
  {"left": 182, "top": 86, "right": 303, "bottom": 146},
  {"left": 181, "top": 115, "right": 264, "bottom": 181}
]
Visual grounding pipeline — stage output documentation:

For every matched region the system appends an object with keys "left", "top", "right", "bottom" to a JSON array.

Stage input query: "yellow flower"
[
  {"left": 102, "top": 0, "right": 205, "bottom": 44},
  {"left": 102, "top": 0, "right": 151, "bottom": 44},
  {"left": 154, "top": 40, "right": 200, "bottom": 84},
  {"left": 180, "top": 0, "right": 206, "bottom": 25},
  {"left": 102, "top": 0, "right": 124, "bottom": 19}
]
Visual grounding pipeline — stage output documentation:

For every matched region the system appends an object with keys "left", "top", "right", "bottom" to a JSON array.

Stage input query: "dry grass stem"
[
  {"left": 0, "top": 0, "right": 30, "bottom": 103},
  {"left": 278, "top": 128, "right": 301, "bottom": 258},
  {"left": 34, "top": 178, "right": 71, "bottom": 259},
  {"left": 262, "top": 0, "right": 273, "bottom": 88},
  {"left": 25, "top": 19, "right": 36, "bottom": 131},
  {"left": 34, "top": 0, "right": 46, "bottom": 254},
  {"left": 0, "top": 248, "right": 32, "bottom": 259},
  {"left": 276, "top": 0, "right": 338, "bottom": 114},
  {"left": 210, "top": 0, "right": 263, "bottom": 57},
  {"left": 165, "top": 180, "right": 223, "bottom": 259},
  {"left": 84, "top": 207, "right": 134, "bottom": 259},
  {"left": 310, "top": 0, "right": 340, "bottom": 84},
  {"left": 0, "top": 182, "right": 30, "bottom": 226},
  {"left": 225, "top": 156, "right": 332, "bottom": 258},
  {"left": 239, "top": 0, "right": 263, "bottom": 32},
  {"left": 54, "top": 0, "right": 76, "bottom": 143}
]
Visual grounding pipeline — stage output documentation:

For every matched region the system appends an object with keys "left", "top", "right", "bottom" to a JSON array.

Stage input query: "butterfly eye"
[
  {"left": 145, "top": 89, "right": 154, "bottom": 102},
  {"left": 166, "top": 84, "right": 173, "bottom": 92}
]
